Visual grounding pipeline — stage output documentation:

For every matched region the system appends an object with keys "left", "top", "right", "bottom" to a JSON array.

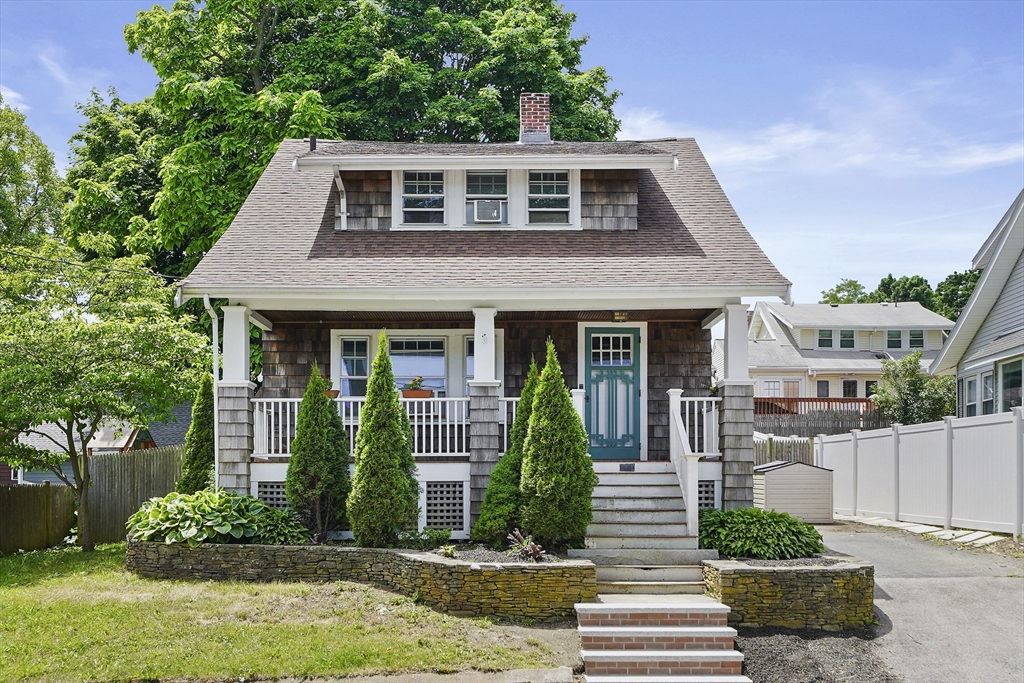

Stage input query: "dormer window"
[
  {"left": 402, "top": 171, "right": 445, "bottom": 224},
  {"left": 840, "top": 329, "right": 855, "bottom": 348},
  {"left": 887, "top": 330, "right": 902, "bottom": 349},
  {"left": 817, "top": 329, "right": 833, "bottom": 348},
  {"left": 465, "top": 171, "right": 508, "bottom": 224},
  {"left": 528, "top": 170, "right": 570, "bottom": 224},
  {"left": 909, "top": 329, "right": 924, "bottom": 348}
]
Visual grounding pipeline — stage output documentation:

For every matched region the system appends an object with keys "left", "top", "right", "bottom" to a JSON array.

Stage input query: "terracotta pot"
[
  {"left": 401, "top": 389, "right": 432, "bottom": 399},
  {"left": 323, "top": 389, "right": 340, "bottom": 398}
]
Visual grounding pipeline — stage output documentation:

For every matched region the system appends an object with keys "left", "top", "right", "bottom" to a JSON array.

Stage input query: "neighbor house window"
[
  {"left": 465, "top": 171, "right": 508, "bottom": 225},
  {"left": 402, "top": 171, "right": 445, "bottom": 224},
  {"left": 818, "top": 330, "right": 833, "bottom": 348},
  {"left": 783, "top": 380, "right": 800, "bottom": 397},
  {"left": 528, "top": 170, "right": 570, "bottom": 224},
  {"left": 391, "top": 339, "right": 446, "bottom": 395},
  {"left": 339, "top": 339, "right": 369, "bottom": 396},
  {"left": 762, "top": 380, "right": 781, "bottom": 397},
  {"left": 840, "top": 330, "right": 855, "bottom": 349},
  {"left": 887, "top": 330, "right": 902, "bottom": 349},
  {"left": 817, "top": 380, "right": 830, "bottom": 398},
  {"left": 909, "top": 329, "right": 924, "bottom": 349},
  {"left": 842, "top": 379, "right": 858, "bottom": 398},
  {"left": 982, "top": 373, "right": 995, "bottom": 414},
  {"left": 965, "top": 377, "right": 978, "bottom": 417},
  {"left": 1001, "top": 359, "right": 1022, "bottom": 412},
  {"left": 865, "top": 380, "right": 878, "bottom": 398}
]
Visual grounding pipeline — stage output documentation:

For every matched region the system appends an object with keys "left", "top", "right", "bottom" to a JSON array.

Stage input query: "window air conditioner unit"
[{"left": 473, "top": 199, "right": 502, "bottom": 223}]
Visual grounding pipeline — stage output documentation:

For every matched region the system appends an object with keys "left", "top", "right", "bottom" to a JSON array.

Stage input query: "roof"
[
  {"left": 302, "top": 139, "right": 668, "bottom": 157},
  {"left": 762, "top": 302, "right": 953, "bottom": 330},
  {"left": 147, "top": 404, "right": 192, "bottom": 447},
  {"left": 961, "top": 329, "right": 1024, "bottom": 365},
  {"left": 180, "top": 137, "right": 789, "bottom": 299},
  {"left": 932, "top": 189, "right": 1024, "bottom": 375},
  {"left": 754, "top": 460, "right": 832, "bottom": 473},
  {"left": 746, "top": 338, "right": 939, "bottom": 372},
  {"left": 18, "top": 423, "right": 86, "bottom": 454}
]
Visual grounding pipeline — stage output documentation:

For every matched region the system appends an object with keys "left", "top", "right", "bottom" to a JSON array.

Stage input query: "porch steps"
[{"left": 575, "top": 595, "right": 750, "bottom": 683}]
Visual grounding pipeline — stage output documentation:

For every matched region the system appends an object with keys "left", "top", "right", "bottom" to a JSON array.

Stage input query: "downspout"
[{"left": 203, "top": 295, "right": 220, "bottom": 489}]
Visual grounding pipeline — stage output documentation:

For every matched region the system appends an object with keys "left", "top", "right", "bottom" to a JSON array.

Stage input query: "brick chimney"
[{"left": 519, "top": 92, "right": 551, "bottom": 144}]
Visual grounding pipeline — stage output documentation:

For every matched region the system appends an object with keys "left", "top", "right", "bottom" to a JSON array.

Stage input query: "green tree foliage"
[
  {"left": 176, "top": 372, "right": 215, "bottom": 494},
  {"left": 520, "top": 341, "right": 597, "bottom": 548},
  {"left": 934, "top": 269, "right": 980, "bottom": 321},
  {"left": 347, "top": 332, "right": 418, "bottom": 547},
  {"left": 866, "top": 273, "right": 934, "bottom": 310},
  {"left": 819, "top": 278, "right": 868, "bottom": 304},
  {"left": 0, "top": 239, "right": 207, "bottom": 551},
  {"left": 472, "top": 358, "right": 539, "bottom": 547},
  {"left": 872, "top": 351, "right": 956, "bottom": 425},
  {"left": 0, "top": 93, "right": 64, "bottom": 247},
  {"left": 285, "top": 363, "right": 350, "bottom": 542}
]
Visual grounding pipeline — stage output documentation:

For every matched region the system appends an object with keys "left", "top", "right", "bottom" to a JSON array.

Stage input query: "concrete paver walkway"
[{"left": 819, "top": 522, "right": 1024, "bottom": 683}]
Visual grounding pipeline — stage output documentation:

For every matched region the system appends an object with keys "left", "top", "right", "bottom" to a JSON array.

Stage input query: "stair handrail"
[{"left": 667, "top": 389, "right": 700, "bottom": 541}]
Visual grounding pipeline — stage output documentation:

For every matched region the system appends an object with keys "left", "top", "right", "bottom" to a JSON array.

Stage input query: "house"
[
  {"left": 176, "top": 93, "right": 791, "bottom": 545},
  {"left": 932, "top": 189, "right": 1023, "bottom": 416}
]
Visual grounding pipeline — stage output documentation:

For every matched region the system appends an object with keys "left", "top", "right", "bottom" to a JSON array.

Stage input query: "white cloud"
[
  {"left": 38, "top": 53, "right": 70, "bottom": 85},
  {"left": 0, "top": 85, "right": 30, "bottom": 111}
]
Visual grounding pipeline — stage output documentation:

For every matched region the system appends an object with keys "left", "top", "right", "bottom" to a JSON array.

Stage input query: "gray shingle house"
[{"left": 177, "top": 94, "right": 790, "bottom": 544}]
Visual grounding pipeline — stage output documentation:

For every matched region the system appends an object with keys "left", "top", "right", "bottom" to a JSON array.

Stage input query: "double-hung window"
[
  {"left": 909, "top": 330, "right": 924, "bottom": 349},
  {"left": 465, "top": 171, "right": 508, "bottom": 225},
  {"left": 840, "top": 330, "right": 855, "bottom": 349},
  {"left": 339, "top": 339, "right": 369, "bottom": 396},
  {"left": 817, "top": 329, "right": 833, "bottom": 348},
  {"left": 817, "top": 380, "right": 830, "bottom": 398},
  {"left": 865, "top": 380, "right": 878, "bottom": 398},
  {"left": 1001, "top": 359, "right": 1022, "bottom": 412},
  {"left": 965, "top": 377, "right": 978, "bottom": 417},
  {"left": 391, "top": 339, "right": 447, "bottom": 395},
  {"left": 762, "top": 380, "right": 781, "bottom": 397},
  {"left": 528, "top": 170, "right": 570, "bottom": 224},
  {"left": 402, "top": 171, "right": 445, "bottom": 224},
  {"left": 887, "top": 330, "right": 902, "bottom": 349}
]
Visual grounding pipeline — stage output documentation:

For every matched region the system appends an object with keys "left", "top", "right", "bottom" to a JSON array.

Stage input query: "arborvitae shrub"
[
  {"left": 347, "top": 332, "right": 418, "bottom": 547},
  {"left": 176, "top": 372, "right": 214, "bottom": 494},
  {"left": 285, "top": 363, "right": 349, "bottom": 542},
  {"left": 520, "top": 341, "right": 598, "bottom": 548},
  {"left": 472, "top": 358, "right": 540, "bottom": 547}
]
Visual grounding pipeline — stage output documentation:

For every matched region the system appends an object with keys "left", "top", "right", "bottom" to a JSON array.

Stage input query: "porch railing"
[
  {"left": 253, "top": 396, "right": 471, "bottom": 457},
  {"left": 667, "top": 391, "right": 721, "bottom": 540},
  {"left": 499, "top": 397, "right": 519, "bottom": 453}
]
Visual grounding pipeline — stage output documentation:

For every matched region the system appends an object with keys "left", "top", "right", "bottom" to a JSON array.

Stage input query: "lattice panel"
[
  {"left": 698, "top": 480, "right": 717, "bottom": 509},
  {"left": 425, "top": 481, "right": 465, "bottom": 531},
  {"left": 257, "top": 481, "right": 289, "bottom": 509}
]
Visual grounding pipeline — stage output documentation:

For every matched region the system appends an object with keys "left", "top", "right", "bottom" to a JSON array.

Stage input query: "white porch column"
[
  {"left": 722, "top": 303, "right": 749, "bottom": 381},
  {"left": 218, "top": 305, "right": 254, "bottom": 495},
  {"left": 468, "top": 307, "right": 500, "bottom": 525},
  {"left": 472, "top": 307, "right": 497, "bottom": 383},
  {"left": 719, "top": 302, "right": 754, "bottom": 509}
]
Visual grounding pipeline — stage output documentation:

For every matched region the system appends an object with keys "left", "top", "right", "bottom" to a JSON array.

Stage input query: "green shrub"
[
  {"left": 126, "top": 489, "right": 310, "bottom": 547},
  {"left": 176, "top": 373, "right": 214, "bottom": 494},
  {"left": 698, "top": 507, "right": 824, "bottom": 560},
  {"left": 519, "top": 341, "right": 598, "bottom": 548},
  {"left": 285, "top": 363, "right": 349, "bottom": 542},
  {"left": 472, "top": 358, "right": 540, "bottom": 548},
  {"left": 347, "top": 331, "right": 419, "bottom": 547},
  {"left": 397, "top": 527, "right": 451, "bottom": 550}
]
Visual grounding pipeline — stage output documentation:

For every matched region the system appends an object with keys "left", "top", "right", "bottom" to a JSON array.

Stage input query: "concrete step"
[
  {"left": 596, "top": 581, "right": 706, "bottom": 595},
  {"left": 591, "top": 461, "right": 674, "bottom": 474},
  {"left": 593, "top": 509, "right": 689, "bottom": 524},
  {"left": 585, "top": 675, "right": 752, "bottom": 683},
  {"left": 587, "top": 523, "right": 690, "bottom": 538},
  {"left": 581, "top": 649, "right": 744, "bottom": 677},
  {"left": 592, "top": 497, "right": 687, "bottom": 512},
  {"left": 586, "top": 535, "right": 698, "bottom": 550},
  {"left": 597, "top": 472, "right": 680, "bottom": 486},
  {"left": 595, "top": 565, "right": 703, "bottom": 582},
  {"left": 575, "top": 596, "right": 731, "bottom": 628},
  {"left": 579, "top": 625, "right": 738, "bottom": 650},
  {"left": 593, "top": 485, "right": 683, "bottom": 498},
  {"left": 569, "top": 549, "right": 718, "bottom": 565}
]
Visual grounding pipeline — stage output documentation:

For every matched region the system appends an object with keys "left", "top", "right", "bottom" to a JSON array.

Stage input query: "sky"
[{"left": 1, "top": 0, "right": 1022, "bottom": 306}]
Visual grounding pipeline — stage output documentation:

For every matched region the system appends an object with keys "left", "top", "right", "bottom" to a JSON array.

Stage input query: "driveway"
[{"left": 820, "top": 522, "right": 1024, "bottom": 683}]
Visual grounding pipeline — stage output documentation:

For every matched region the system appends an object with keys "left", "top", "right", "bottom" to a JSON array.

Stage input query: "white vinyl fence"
[{"left": 818, "top": 408, "right": 1024, "bottom": 538}]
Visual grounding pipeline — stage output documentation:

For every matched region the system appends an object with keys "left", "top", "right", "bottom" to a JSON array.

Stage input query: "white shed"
[{"left": 753, "top": 460, "right": 833, "bottom": 524}]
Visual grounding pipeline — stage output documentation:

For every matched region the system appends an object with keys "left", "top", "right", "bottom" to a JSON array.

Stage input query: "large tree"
[
  {"left": 0, "top": 94, "right": 64, "bottom": 248},
  {"left": 819, "top": 278, "right": 868, "bottom": 304},
  {"left": 0, "top": 239, "right": 207, "bottom": 551},
  {"left": 872, "top": 351, "right": 955, "bottom": 425},
  {"left": 866, "top": 274, "right": 934, "bottom": 310},
  {"left": 934, "top": 269, "right": 980, "bottom": 321}
]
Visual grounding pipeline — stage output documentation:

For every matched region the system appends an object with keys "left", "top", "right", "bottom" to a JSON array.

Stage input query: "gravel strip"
[
  {"left": 739, "top": 555, "right": 846, "bottom": 567},
  {"left": 431, "top": 545, "right": 564, "bottom": 563}
]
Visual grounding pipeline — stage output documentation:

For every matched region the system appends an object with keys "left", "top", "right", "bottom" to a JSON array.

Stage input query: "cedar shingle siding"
[
  {"left": 647, "top": 321, "right": 712, "bottom": 461},
  {"left": 581, "top": 169, "right": 638, "bottom": 231},
  {"left": 340, "top": 171, "right": 391, "bottom": 231}
]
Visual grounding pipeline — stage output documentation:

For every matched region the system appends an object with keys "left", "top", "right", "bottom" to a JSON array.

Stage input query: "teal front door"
[{"left": 585, "top": 328, "right": 641, "bottom": 460}]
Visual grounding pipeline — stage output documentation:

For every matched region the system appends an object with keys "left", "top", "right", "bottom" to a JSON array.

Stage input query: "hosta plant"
[{"left": 698, "top": 507, "right": 824, "bottom": 560}]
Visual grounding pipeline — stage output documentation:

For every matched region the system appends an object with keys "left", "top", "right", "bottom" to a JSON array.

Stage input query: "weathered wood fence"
[
  {"left": 0, "top": 445, "right": 184, "bottom": 553},
  {"left": 754, "top": 433, "right": 815, "bottom": 466}
]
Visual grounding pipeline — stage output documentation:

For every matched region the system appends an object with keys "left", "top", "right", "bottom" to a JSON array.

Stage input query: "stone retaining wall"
[
  {"left": 126, "top": 540, "right": 596, "bottom": 621},
  {"left": 702, "top": 558, "right": 874, "bottom": 630}
]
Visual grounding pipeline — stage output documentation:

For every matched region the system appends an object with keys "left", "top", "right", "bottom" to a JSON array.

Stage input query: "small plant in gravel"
[
  {"left": 699, "top": 507, "right": 824, "bottom": 560},
  {"left": 506, "top": 529, "right": 546, "bottom": 562},
  {"left": 439, "top": 544, "right": 456, "bottom": 558}
]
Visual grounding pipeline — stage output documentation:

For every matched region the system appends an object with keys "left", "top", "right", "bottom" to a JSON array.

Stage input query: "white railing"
[
  {"left": 253, "top": 396, "right": 471, "bottom": 457},
  {"left": 499, "top": 397, "right": 520, "bottom": 453},
  {"left": 678, "top": 397, "right": 721, "bottom": 456},
  {"left": 668, "top": 390, "right": 718, "bottom": 538}
]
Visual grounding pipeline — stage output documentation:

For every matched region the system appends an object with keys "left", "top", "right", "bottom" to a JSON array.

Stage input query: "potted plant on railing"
[
  {"left": 401, "top": 376, "right": 432, "bottom": 399},
  {"left": 322, "top": 373, "right": 340, "bottom": 399}
]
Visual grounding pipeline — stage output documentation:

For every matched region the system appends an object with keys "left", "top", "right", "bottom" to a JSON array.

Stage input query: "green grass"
[{"left": 0, "top": 544, "right": 559, "bottom": 682}]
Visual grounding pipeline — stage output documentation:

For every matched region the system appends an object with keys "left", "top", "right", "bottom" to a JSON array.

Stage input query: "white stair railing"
[{"left": 668, "top": 389, "right": 712, "bottom": 540}]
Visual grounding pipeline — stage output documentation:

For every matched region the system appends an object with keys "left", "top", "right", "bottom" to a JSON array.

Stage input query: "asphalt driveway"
[{"left": 819, "top": 522, "right": 1024, "bottom": 683}]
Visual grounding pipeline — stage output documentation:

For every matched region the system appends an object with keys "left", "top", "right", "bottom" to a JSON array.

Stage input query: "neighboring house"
[
  {"left": 932, "top": 189, "right": 1024, "bottom": 417},
  {"left": 0, "top": 461, "right": 16, "bottom": 484},
  {"left": 176, "top": 93, "right": 791, "bottom": 540}
]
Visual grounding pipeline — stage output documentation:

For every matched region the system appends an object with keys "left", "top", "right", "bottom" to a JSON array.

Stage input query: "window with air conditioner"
[{"left": 465, "top": 171, "right": 507, "bottom": 225}]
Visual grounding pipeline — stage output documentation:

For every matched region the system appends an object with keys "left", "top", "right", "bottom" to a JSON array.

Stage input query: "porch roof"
[{"left": 180, "top": 138, "right": 789, "bottom": 301}]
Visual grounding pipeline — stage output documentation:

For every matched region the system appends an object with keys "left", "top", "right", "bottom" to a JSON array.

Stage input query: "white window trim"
[
  {"left": 576, "top": 321, "right": 648, "bottom": 461},
  {"left": 838, "top": 329, "right": 857, "bottom": 350},
  {"left": 330, "top": 328, "right": 504, "bottom": 398},
  {"left": 817, "top": 329, "right": 834, "bottom": 349},
  {"left": 391, "top": 168, "right": 582, "bottom": 231},
  {"left": 886, "top": 329, "right": 904, "bottom": 350},
  {"left": 840, "top": 377, "right": 860, "bottom": 398},
  {"left": 908, "top": 329, "right": 925, "bottom": 349},
  {"left": 758, "top": 376, "right": 804, "bottom": 397}
]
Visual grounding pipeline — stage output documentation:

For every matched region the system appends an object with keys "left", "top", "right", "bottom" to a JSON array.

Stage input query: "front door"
[{"left": 585, "top": 328, "right": 641, "bottom": 460}]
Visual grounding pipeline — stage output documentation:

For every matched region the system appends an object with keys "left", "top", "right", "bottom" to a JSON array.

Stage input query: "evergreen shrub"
[
  {"left": 176, "top": 373, "right": 214, "bottom": 494},
  {"left": 519, "top": 341, "right": 598, "bottom": 548},
  {"left": 698, "top": 507, "right": 825, "bottom": 560},
  {"left": 347, "top": 332, "right": 419, "bottom": 547}
]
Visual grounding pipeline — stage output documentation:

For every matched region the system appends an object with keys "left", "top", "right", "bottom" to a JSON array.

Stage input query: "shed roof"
[{"left": 754, "top": 460, "right": 832, "bottom": 473}]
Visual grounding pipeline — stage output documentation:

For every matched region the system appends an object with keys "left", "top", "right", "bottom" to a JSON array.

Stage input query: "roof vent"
[
  {"left": 309, "top": 135, "right": 317, "bottom": 152},
  {"left": 829, "top": 303, "right": 838, "bottom": 307},
  {"left": 519, "top": 92, "right": 551, "bottom": 144}
]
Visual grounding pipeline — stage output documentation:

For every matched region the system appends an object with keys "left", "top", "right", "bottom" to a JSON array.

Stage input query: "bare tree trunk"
[{"left": 77, "top": 485, "right": 93, "bottom": 552}]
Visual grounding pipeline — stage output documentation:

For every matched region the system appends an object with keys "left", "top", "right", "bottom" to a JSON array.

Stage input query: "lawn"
[{"left": 0, "top": 544, "right": 576, "bottom": 682}]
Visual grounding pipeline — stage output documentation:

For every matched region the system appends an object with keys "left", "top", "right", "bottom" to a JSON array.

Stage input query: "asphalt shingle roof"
[
  {"left": 302, "top": 139, "right": 669, "bottom": 157},
  {"left": 962, "top": 328, "right": 1024, "bottom": 364},
  {"left": 764, "top": 302, "right": 953, "bottom": 329}
]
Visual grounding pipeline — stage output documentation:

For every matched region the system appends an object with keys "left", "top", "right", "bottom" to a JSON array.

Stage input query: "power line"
[{"left": 0, "top": 249, "right": 185, "bottom": 281}]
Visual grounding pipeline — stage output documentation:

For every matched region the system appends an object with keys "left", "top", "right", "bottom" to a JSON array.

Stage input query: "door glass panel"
[
  {"left": 587, "top": 332, "right": 639, "bottom": 458},
  {"left": 783, "top": 381, "right": 800, "bottom": 397}
]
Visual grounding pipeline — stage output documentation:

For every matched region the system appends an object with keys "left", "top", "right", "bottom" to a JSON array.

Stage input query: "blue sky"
[{"left": 1, "top": 0, "right": 1022, "bottom": 305}]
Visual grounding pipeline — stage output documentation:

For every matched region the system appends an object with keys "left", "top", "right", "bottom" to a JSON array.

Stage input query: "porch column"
[
  {"left": 219, "top": 305, "right": 254, "bottom": 496},
  {"left": 469, "top": 307, "right": 501, "bottom": 526},
  {"left": 718, "top": 303, "right": 755, "bottom": 510}
]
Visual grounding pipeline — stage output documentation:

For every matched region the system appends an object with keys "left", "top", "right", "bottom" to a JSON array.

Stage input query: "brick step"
[
  {"left": 575, "top": 599, "right": 731, "bottom": 628},
  {"left": 579, "top": 626, "right": 738, "bottom": 650},
  {"left": 581, "top": 650, "right": 744, "bottom": 677},
  {"left": 587, "top": 523, "right": 690, "bottom": 538},
  {"left": 593, "top": 509, "right": 689, "bottom": 524},
  {"left": 570, "top": 549, "right": 718, "bottom": 565},
  {"left": 597, "top": 472, "right": 680, "bottom": 486},
  {"left": 592, "top": 497, "right": 687, "bottom": 512},
  {"left": 586, "top": 535, "right": 698, "bottom": 550},
  {"left": 595, "top": 565, "right": 703, "bottom": 582},
  {"left": 596, "top": 581, "right": 706, "bottom": 595},
  {"left": 584, "top": 675, "right": 752, "bottom": 683}
]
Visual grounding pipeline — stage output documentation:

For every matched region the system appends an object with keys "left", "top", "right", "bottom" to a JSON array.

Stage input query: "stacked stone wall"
[
  {"left": 702, "top": 558, "right": 874, "bottom": 630},
  {"left": 126, "top": 539, "right": 595, "bottom": 621}
]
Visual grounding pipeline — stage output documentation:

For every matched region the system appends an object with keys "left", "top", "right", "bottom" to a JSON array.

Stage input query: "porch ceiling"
[{"left": 258, "top": 309, "right": 718, "bottom": 324}]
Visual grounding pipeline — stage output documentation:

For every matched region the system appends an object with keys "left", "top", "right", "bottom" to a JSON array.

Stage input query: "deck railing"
[
  {"left": 754, "top": 397, "right": 877, "bottom": 415},
  {"left": 754, "top": 397, "right": 888, "bottom": 437},
  {"left": 667, "top": 391, "right": 718, "bottom": 539}
]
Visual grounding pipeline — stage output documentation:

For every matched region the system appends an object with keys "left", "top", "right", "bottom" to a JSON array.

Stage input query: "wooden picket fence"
[
  {"left": 754, "top": 434, "right": 815, "bottom": 466},
  {"left": 0, "top": 445, "right": 184, "bottom": 553}
]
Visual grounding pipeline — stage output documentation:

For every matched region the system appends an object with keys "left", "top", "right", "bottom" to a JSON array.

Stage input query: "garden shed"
[{"left": 753, "top": 460, "right": 833, "bottom": 524}]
